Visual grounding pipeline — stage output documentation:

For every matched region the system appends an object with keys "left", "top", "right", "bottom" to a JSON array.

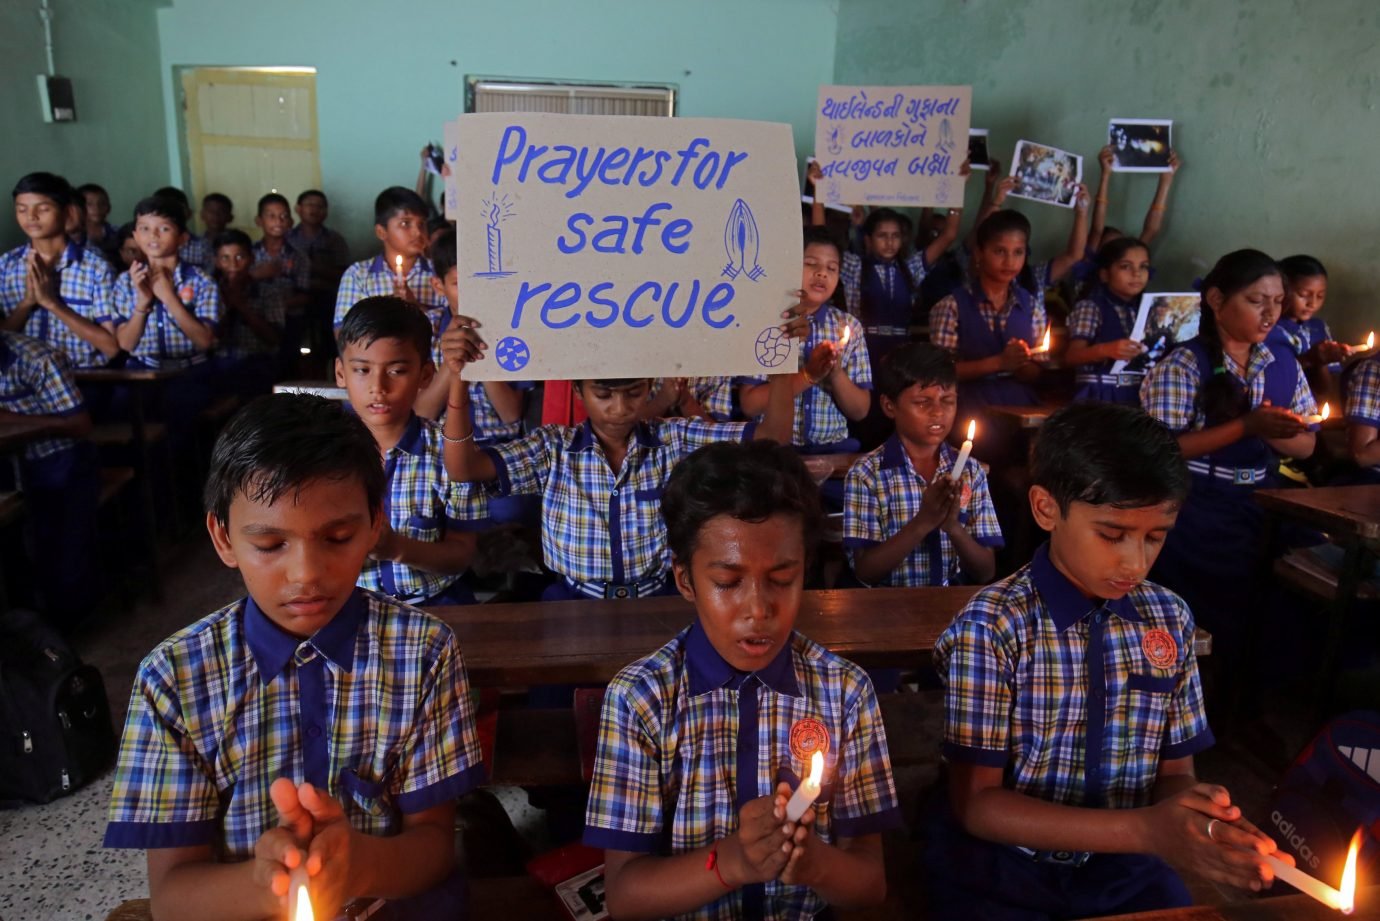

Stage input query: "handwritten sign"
[
  {"left": 814, "top": 85, "right": 972, "bottom": 207},
  {"left": 443, "top": 120, "right": 459, "bottom": 221},
  {"left": 453, "top": 113, "right": 801, "bottom": 381}
]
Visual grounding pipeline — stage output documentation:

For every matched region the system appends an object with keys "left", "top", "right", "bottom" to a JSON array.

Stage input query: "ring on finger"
[{"left": 1207, "top": 818, "right": 1220, "bottom": 842}]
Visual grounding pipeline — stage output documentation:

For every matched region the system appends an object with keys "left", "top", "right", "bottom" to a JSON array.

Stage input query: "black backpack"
[{"left": 0, "top": 608, "right": 116, "bottom": 805}]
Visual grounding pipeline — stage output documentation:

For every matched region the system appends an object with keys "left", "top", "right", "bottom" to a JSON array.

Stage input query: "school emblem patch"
[
  {"left": 1141, "top": 629, "right": 1178, "bottom": 669},
  {"left": 789, "top": 718, "right": 830, "bottom": 762},
  {"left": 959, "top": 479, "right": 973, "bottom": 511}
]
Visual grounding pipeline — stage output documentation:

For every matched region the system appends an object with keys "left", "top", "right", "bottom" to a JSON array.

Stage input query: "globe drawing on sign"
[
  {"left": 495, "top": 336, "right": 531, "bottom": 372},
  {"left": 754, "top": 326, "right": 792, "bottom": 368}
]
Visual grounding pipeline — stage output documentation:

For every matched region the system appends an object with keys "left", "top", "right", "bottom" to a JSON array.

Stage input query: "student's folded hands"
[
  {"left": 719, "top": 785, "right": 798, "bottom": 887},
  {"left": 1146, "top": 782, "right": 1285, "bottom": 892},
  {"left": 773, "top": 782, "right": 822, "bottom": 889},
  {"left": 253, "top": 778, "right": 360, "bottom": 917}
]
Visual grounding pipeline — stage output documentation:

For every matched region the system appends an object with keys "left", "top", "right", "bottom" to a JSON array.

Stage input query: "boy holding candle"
[
  {"left": 104, "top": 394, "right": 484, "bottom": 921},
  {"left": 927, "top": 401, "right": 1291, "bottom": 919},
  {"left": 843, "top": 342, "right": 1001, "bottom": 587},
  {"left": 584, "top": 440, "right": 902, "bottom": 919},
  {"left": 333, "top": 187, "right": 444, "bottom": 340}
]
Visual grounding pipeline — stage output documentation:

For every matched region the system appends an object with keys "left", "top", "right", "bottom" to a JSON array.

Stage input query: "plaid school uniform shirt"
[
  {"left": 840, "top": 250, "right": 928, "bottom": 320},
  {"left": 360, "top": 414, "right": 490, "bottom": 604},
  {"left": 1140, "top": 342, "right": 1317, "bottom": 432},
  {"left": 0, "top": 331, "right": 86, "bottom": 461},
  {"left": 1068, "top": 295, "right": 1136, "bottom": 344},
  {"left": 333, "top": 254, "right": 446, "bottom": 336},
  {"left": 741, "top": 306, "right": 871, "bottom": 447},
  {"left": 585, "top": 623, "right": 902, "bottom": 921},
  {"left": 691, "top": 376, "right": 736, "bottom": 421},
  {"left": 287, "top": 224, "right": 351, "bottom": 286},
  {"left": 112, "top": 261, "right": 220, "bottom": 367},
  {"left": 935, "top": 543, "right": 1214, "bottom": 810},
  {"left": 178, "top": 233, "right": 213, "bottom": 273},
  {"left": 251, "top": 239, "right": 311, "bottom": 305},
  {"left": 1346, "top": 357, "right": 1380, "bottom": 470},
  {"left": 483, "top": 417, "right": 755, "bottom": 587},
  {"left": 929, "top": 281, "right": 1050, "bottom": 359},
  {"left": 843, "top": 437, "right": 1003, "bottom": 587},
  {"left": 0, "top": 241, "right": 115, "bottom": 367},
  {"left": 219, "top": 278, "right": 285, "bottom": 358},
  {"left": 105, "top": 589, "right": 486, "bottom": 857}
]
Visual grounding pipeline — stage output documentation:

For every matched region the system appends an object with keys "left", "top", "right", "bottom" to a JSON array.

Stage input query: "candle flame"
[
  {"left": 1321, "top": 402, "right": 1331, "bottom": 421},
  {"left": 489, "top": 202, "right": 501, "bottom": 226},
  {"left": 840, "top": 326, "right": 851, "bottom": 347},
  {"left": 292, "top": 881, "right": 314, "bottom": 921},
  {"left": 808, "top": 750, "right": 823, "bottom": 785},
  {"left": 966, "top": 419, "right": 976, "bottom": 440},
  {"left": 1367, "top": 332, "right": 1375, "bottom": 351},
  {"left": 394, "top": 254, "right": 403, "bottom": 272},
  {"left": 1339, "top": 828, "right": 1360, "bottom": 914},
  {"left": 1038, "top": 328, "right": 1051, "bottom": 352}
]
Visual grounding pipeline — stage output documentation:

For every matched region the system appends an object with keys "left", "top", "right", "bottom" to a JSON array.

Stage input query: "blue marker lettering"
[
  {"left": 598, "top": 148, "right": 631, "bottom": 185},
  {"left": 630, "top": 203, "right": 672, "bottom": 254},
  {"left": 671, "top": 138, "right": 710, "bottom": 186},
  {"left": 623, "top": 282, "right": 661, "bottom": 328},
  {"left": 556, "top": 213, "right": 593, "bottom": 254},
  {"left": 639, "top": 151, "right": 672, "bottom": 187},
  {"left": 717, "top": 150, "right": 748, "bottom": 189},
  {"left": 592, "top": 216, "right": 630, "bottom": 254},
  {"left": 585, "top": 282, "right": 619, "bottom": 328},
  {"left": 663, "top": 218, "right": 692, "bottom": 254},
  {"left": 661, "top": 281, "right": 697, "bottom": 328},
  {"left": 702, "top": 282, "right": 736, "bottom": 328},
  {"left": 540, "top": 282, "right": 583, "bottom": 329},
  {"left": 537, "top": 146, "right": 578, "bottom": 185},
  {"left": 510, "top": 280, "right": 550, "bottom": 328},
  {"left": 693, "top": 152, "right": 721, "bottom": 190},
  {"left": 491, "top": 125, "right": 528, "bottom": 184}
]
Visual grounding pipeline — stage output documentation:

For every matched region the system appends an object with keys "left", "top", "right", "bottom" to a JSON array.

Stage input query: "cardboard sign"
[
  {"left": 813, "top": 85, "right": 972, "bottom": 207},
  {"left": 453, "top": 113, "right": 801, "bottom": 381},
  {"left": 443, "top": 119, "right": 460, "bottom": 221}
]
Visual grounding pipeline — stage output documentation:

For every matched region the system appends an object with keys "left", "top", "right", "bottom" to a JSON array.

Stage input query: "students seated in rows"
[
  {"left": 1268, "top": 255, "right": 1350, "bottom": 405},
  {"left": 738, "top": 227, "right": 872, "bottom": 461},
  {"left": 251, "top": 193, "right": 311, "bottom": 313},
  {"left": 1074, "top": 144, "right": 1181, "bottom": 292},
  {"left": 440, "top": 320, "right": 799, "bottom": 602},
  {"left": 2, "top": 172, "right": 120, "bottom": 367},
  {"left": 212, "top": 229, "right": 283, "bottom": 397},
  {"left": 337, "top": 297, "right": 489, "bottom": 606},
  {"left": 333, "top": 187, "right": 444, "bottom": 336},
  {"left": 928, "top": 402, "right": 1288, "bottom": 919},
  {"left": 105, "top": 394, "right": 484, "bottom": 920},
  {"left": 77, "top": 182, "right": 118, "bottom": 251},
  {"left": 1063, "top": 237, "right": 1153, "bottom": 405},
  {"left": 585, "top": 440, "right": 900, "bottom": 919},
  {"left": 288, "top": 189, "right": 351, "bottom": 305},
  {"left": 156, "top": 186, "right": 214, "bottom": 272},
  {"left": 0, "top": 329, "right": 100, "bottom": 625},
  {"left": 843, "top": 343, "right": 1000, "bottom": 587}
]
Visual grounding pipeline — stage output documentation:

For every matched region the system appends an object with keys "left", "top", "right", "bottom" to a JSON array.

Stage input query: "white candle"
[
  {"left": 950, "top": 419, "right": 976, "bottom": 483},
  {"left": 288, "top": 864, "right": 313, "bottom": 921},
  {"left": 837, "top": 325, "right": 851, "bottom": 350},
  {"left": 1305, "top": 402, "right": 1331, "bottom": 425},
  {"left": 1265, "top": 855, "right": 1348, "bottom": 911},
  {"left": 1030, "top": 328, "right": 1051, "bottom": 354},
  {"left": 394, "top": 254, "right": 405, "bottom": 287},
  {"left": 785, "top": 751, "right": 824, "bottom": 823},
  {"left": 1355, "top": 331, "right": 1375, "bottom": 352}
]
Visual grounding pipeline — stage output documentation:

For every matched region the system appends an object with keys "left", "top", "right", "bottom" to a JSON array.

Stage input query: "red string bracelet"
[{"left": 705, "top": 842, "right": 732, "bottom": 890}]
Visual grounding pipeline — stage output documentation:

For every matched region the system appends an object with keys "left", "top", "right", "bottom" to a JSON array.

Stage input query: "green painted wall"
[
  {"left": 0, "top": 0, "right": 170, "bottom": 252},
  {"left": 835, "top": 0, "right": 1380, "bottom": 338},
  {"left": 155, "top": 0, "right": 838, "bottom": 255}
]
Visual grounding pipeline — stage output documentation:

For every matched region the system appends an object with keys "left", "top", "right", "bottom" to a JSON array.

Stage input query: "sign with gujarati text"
[
  {"left": 814, "top": 85, "right": 972, "bottom": 207},
  {"left": 443, "top": 120, "right": 459, "bottom": 221},
  {"left": 454, "top": 113, "right": 801, "bottom": 381}
]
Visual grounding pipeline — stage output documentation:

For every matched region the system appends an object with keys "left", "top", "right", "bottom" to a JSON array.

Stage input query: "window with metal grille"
[{"left": 466, "top": 78, "right": 676, "bottom": 117}]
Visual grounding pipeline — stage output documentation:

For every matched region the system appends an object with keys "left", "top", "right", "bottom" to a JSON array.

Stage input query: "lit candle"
[
  {"left": 1263, "top": 828, "right": 1359, "bottom": 913},
  {"left": 1030, "top": 328, "right": 1052, "bottom": 354},
  {"left": 1305, "top": 402, "right": 1331, "bottom": 425},
  {"left": 837, "top": 325, "right": 851, "bottom": 350},
  {"left": 950, "top": 419, "right": 976, "bottom": 483},
  {"left": 288, "top": 864, "right": 313, "bottom": 921},
  {"left": 394, "top": 254, "right": 405, "bottom": 287},
  {"left": 1355, "top": 331, "right": 1375, "bottom": 352},
  {"left": 785, "top": 751, "right": 824, "bottom": 823}
]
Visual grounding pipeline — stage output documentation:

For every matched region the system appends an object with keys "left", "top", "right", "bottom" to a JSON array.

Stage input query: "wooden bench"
[{"left": 89, "top": 421, "right": 167, "bottom": 448}]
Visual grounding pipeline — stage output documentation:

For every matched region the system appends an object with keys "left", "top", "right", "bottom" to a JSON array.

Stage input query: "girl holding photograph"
[{"left": 1063, "top": 237, "right": 1152, "bottom": 404}]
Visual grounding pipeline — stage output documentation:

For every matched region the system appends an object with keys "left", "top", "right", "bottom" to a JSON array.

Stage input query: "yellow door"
[{"left": 179, "top": 67, "right": 321, "bottom": 235}]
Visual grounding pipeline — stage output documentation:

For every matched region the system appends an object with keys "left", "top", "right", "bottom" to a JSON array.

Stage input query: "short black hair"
[
  {"left": 336, "top": 295, "right": 433, "bottom": 362},
  {"left": 662, "top": 440, "right": 823, "bottom": 566},
  {"left": 877, "top": 342, "right": 957, "bottom": 400},
  {"left": 70, "top": 187, "right": 86, "bottom": 211},
  {"left": 1095, "top": 236, "right": 1150, "bottom": 269},
  {"left": 154, "top": 186, "right": 191, "bottom": 210},
  {"left": 1278, "top": 254, "right": 1327, "bottom": 283},
  {"left": 574, "top": 378, "right": 651, "bottom": 391},
  {"left": 975, "top": 209, "right": 1031, "bottom": 248},
  {"left": 202, "top": 192, "right": 232, "bottom": 210},
  {"left": 429, "top": 225, "right": 457, "bottom": 279},
  {"left": 374, "top": 186, "right": 428, "bottom": 227},
  {"left": 205, "top": 394, "right": 384, "bottom": 527},
  {"left": 212, "top": 228, "right": 253, "bottom": 254},
  {"left": 133, "top": 195, "right": 188, "bottom": 232},
  {"left": 802, "top": 225, "right": 842, "bottom": 259},
  {"left": 1031, "top": 402, "right": 1188, "bottom": 514},
  {"left": 257, "top": 192, "right": 289, "bottom": 215},
  {"left": 12, "top": 172, "right": 75, "bottom": 210},
  {"left": 862, "top": 207, "right": 910, "bottom": 238},
  {"left": 76, "top": 182, "right": 108, "bottom": 200},
  {"left": 297, "top": 189, "right": 327, "bottom": 205}
]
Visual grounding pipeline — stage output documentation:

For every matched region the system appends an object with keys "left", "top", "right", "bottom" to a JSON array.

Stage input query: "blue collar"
[
  {"left": 1094, "top": 285, "right": 1137, "bottom": 311},
  {"left": 568, "top": 418, "right": 660, "bottom": 453},
  {"left": 685, "top": 621, "right": 801, "bottom": 698},
  {"left": 244, "top": 588, "right": 367, "bottom": 682},
  {"left": 393, "top": 412, "right": 425, "bottom": 456},
  {"left": 1029, "top": 543, "right": 1140, "bottom": 631},
  {"left": 878, "top": 434, "right": 955, "bottom": 473}
]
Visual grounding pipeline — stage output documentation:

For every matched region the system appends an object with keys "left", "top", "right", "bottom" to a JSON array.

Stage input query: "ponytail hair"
[{"left": 1197, "top": 249, "right": 1280, "bottom": 425}]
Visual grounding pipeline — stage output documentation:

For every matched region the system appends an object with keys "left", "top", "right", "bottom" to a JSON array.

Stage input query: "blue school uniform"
[
  {"left": 1068, "top": 286, "right": 1142, "bottom": 404},
  {"left": 842, "top": 437, "right": 1004, "bottom": 586},
  {"left": 212, "top": 276, "right": 283, "bottom": 398},
  {"left": 483, "top": 417, "right": 755, "bottom": 599},
  {"left": 841, "top": 250, "right": 925, "bottom": 375},
  {"left": 927, "top": 543, "right": 1213, "bottom": 920},
  {"left": 178, "top": 233, "right": 213, "bottom": 273},
  {"left": 584, "top": 623, "right": 902, "bottom": 921},
  {"left": 105, "top": 588, "right": 484, "bottom": 919},
  {"left": 0, "top": 240, "right": 116, "bottom": 367},
  {"left": 0, "top": 331, "right": 101, "bottom": 621},
  {"left": 111, "top": 261, "right": 220, "bottom": 368},
  {"left": 1345, "top": 356, "right": 1380, "bottom": 480},
  {"left": 1141, "top": 338, "right": 1317, "bottom": 649},
  {"left": 360, "top": 414, "right": 490, "bottom": 607},
  {"left": 929, "top": 281, "right": 1047, "bottom": 416},
  {"left": 333, "top": 254, "right": 447, "bottom": 340}
]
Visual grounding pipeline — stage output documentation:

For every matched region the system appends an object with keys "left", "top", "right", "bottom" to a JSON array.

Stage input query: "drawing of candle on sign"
[
  {"left": 474, "top": 194, "right": 516, "bottom": 278},
  {"left": 722, "top": 199, "right": 765, "bottom": 282}
]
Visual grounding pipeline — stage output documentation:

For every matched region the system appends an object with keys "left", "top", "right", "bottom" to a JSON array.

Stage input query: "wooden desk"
[
  {"left": 436, "top": 588, "right": 1212, "bottom": 687},
  {"left": 74, "top": 366, "right": 185, "bottom": 384},
  {"left": 0, "top": 419, "right": 57, "bottom": 452},
  {"left": 1086, "top": 886, "right": 1380, "bottom": 919},
  {"left": 986, "top": 404, "right": 1061, "bottom": 429},
  {"left": 274, "top": 380, "right": 348, "bottom": 401}
]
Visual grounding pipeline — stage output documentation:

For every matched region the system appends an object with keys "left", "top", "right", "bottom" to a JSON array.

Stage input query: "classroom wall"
[
  {"left": 0, "top": 0, "right": 170, "bottom": 252},
  {"left": 834, "top": 0, "right": 1380, "bottom": 338},
  {"left": 155, "top": 0, "right": 839, "bottom": 256}
]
